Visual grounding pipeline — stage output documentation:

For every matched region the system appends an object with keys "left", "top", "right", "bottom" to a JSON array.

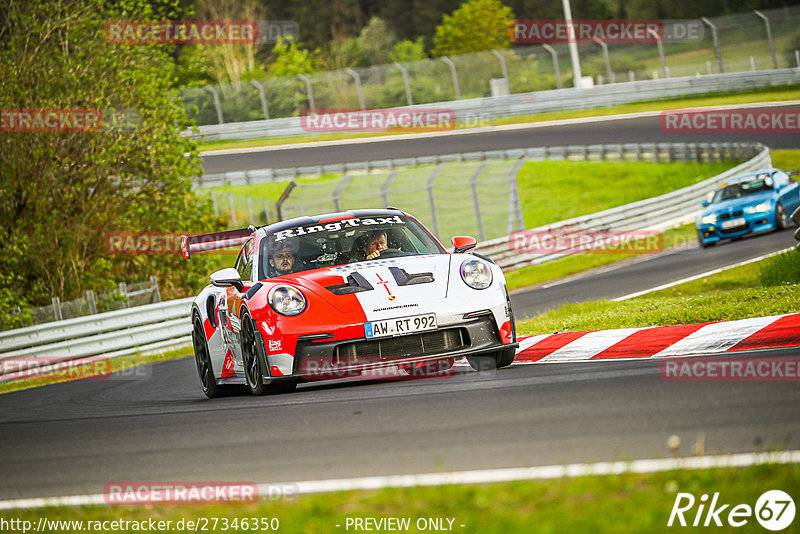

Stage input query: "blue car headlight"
[
  {"left": 460, "top": 259, "right": 493, "bottom": 290},
  {"left": 268, "top": 286, "right": 307, "bottom": 316},
  {"left": 700, "top": 214, "right": 717, "bottom": 225},
  {"left": 744, "top": 201, "right": 771, "bottom": 214}
]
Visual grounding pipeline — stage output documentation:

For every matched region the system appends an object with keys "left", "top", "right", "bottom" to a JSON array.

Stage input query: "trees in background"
[{"left": 0, "top": 0, "right": 224, "bottom": 323}]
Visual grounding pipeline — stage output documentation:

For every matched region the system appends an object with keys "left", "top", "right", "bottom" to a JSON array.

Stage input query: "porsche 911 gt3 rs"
[{"left": 182, "top": 209, "right": 518, "bottom": 397}]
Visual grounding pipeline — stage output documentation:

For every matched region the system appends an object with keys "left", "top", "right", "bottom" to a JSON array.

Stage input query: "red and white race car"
[{"left": 182, "top": 209, "right": 518, "bottom": 398}]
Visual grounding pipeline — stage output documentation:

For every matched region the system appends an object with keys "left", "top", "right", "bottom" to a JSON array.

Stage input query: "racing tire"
[
  {"left": 696, "top": 230, "right": 713, "bottom": 249},
  {"left": 775, "top": 203, "right": 787, "bottom": 231},
  {"left": 242, "top": 313, "right": 268, "bottom": 396},
  {"left": 497, "top": 346, "right": 517, "bottom": 368},
  {"left": 192, "top": 314, "right": 239, "bottom": 399},
  {"left": 242, "top": 314, "right": 298, "bottom": 396},
  {"left": 467, "top": 354, "right": 499, "bottom": 372}
]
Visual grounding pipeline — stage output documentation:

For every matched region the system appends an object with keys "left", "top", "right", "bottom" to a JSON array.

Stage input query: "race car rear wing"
[{"left": 180, "top": 228, "right": 253, "bottom": 259}]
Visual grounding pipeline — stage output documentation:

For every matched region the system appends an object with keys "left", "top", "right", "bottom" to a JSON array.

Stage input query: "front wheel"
[
  {"left": 242, "top": 314, "right": 268, "bottom": 396},
  {"left": 775, "top": 203, "right": 787, "bottom": 231}
]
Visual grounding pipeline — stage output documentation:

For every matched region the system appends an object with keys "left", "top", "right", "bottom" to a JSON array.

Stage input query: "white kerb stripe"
[
  {"left": 653, "top": 315, "right": 780, "bottom": 358},
  {"left": 539, "top": 327, "right": 646, "bottom": 362}
]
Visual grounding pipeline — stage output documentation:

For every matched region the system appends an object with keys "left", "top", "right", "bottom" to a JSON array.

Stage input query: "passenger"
[{"left": 269, "top": 243, "right": 297, "bottom": 275}]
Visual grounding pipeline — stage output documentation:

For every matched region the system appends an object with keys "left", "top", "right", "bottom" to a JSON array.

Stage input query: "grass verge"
[
  {"left": 2, "top": 463, "right": 797, "bottom": 533},
  {"left": 517, "top": 249, "right": 800, "bottom": 335},
  {"left": 197, "top": 85, "right": 800, "bottom": 152}
]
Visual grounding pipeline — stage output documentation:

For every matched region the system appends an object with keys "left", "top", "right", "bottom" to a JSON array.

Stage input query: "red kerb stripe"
[
  {"left": 592, "top": 322, "right": 711, "bottom": 359},
  {"left": 728, "top": 314, "right": 800, "bottom": 351},
  {"left": 515, "top": 331, "right": 589, "bottom": 362}
]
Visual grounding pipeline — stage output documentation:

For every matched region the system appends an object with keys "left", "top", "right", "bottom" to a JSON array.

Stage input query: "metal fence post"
[
  {"left": 247, "top": 195, "right": 255, "bottom": 224},
  {"left": 381, "top": 170, "right": 400, "bottom": 207},
  {"left": 52, "top": 297, "right": 62, "bottom": 322},
  {"left": 702, "top": 17, "right": 724, "bottom": 74},
  {"left": 647, "top": 28, "right": 667, "bottom": 79},
  {"left": 507, "top": 157, "right": 526, "bottom": 234},
  {"left": 150, "top": 275, "right": 161, "bottom": 303},
  {"left": 593, "top": 37, "right": 614, "bottom": 83},
  {"left": 541, "top": 44, "right": 562, "bottom": 89},
  {"left": 249, "top": 80, "right": 270, "bottom": 120},
  {"left": 345, "top": 68, "right": 366, "bottom": 110},
  {"left": 427, "top": 164, "right": 444, "bottom": 237},
  {"left": 86, "top": 290, "right": 97, "bottom": 315},
  {"left": 331, "top": 174, "right": 354, "bottom": 211},
  {"left": 263, "top": 198, "right": 272, "bottom": 225},
  {"left": 119, "top": 282, "right": 129, "bottom": 308},
  {"left": 490, "top": 49, "right": 509, "bottom": 83},
  {"left": 275, "top": 181, "right": 297, "bottom": 222},
  {"left": 205, "top": 86, "right": 224, "bottom": 124},
  {"left": 393, "top": 62, "right": 413, "bottom": 106},
  {"left": 470, "top": 161, "right": 489, "bottom": 241},
  {"left": 297, "top": 74, "right": 315, "bottom": 113},
  {"left": 754, "top": 11, "right": 778, "bottom": 69},
  {"left": 440, "top": 56, "right": 461, "bottom": 100}
]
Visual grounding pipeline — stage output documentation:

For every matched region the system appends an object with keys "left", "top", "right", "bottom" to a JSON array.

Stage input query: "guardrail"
[
  {"left": 1, "top": 141, "right": 770, "bottom": 380},
  {"left": 185, "top": 69, "right": 800, "bottom": 142},
  {"left": 475, "top": 142, "right": 771, "bottom": 269},
  {"left": 0, "top": 298, "right": 193, "bottom": 381}
]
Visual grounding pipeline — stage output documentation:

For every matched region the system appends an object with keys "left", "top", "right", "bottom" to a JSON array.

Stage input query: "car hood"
[
  {"left": 282, "top": 254, "right": 453, "bottom": 316},
  {"left": 701, "top": 191, "right": 774, "bottom": 216}
]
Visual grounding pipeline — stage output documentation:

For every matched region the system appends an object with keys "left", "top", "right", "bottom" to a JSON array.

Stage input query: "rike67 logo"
[{"left": 668, "top": 490, "right": 795, "bottom": 530}]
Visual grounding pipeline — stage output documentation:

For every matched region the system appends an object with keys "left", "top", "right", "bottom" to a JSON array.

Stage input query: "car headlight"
[
  {"left": 268, "top": 286, "right": 307, "bottom": 316},
  {"left": 460, "top": 259, "right": 493, "bottom": 290},
  {"left": 744, "top": 201, "right": 771, "bottom": 214},
  {"left": 700, "top": 214, "right": 717, "bottom": 225}
]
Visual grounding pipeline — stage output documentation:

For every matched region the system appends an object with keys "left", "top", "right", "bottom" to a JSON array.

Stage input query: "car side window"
[{"left": 235, "top": 238, "right": 255, "bottom": 281}]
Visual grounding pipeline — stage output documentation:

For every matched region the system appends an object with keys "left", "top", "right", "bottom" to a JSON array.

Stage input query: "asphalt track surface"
[
  {"left": 0, "top": 347, "right": 798, "bottom": 501},
  {"left": 2, "top": 113, "right": 798, "bottom": 502},
  {"left": 200, "top": 111, "right": 800, "bottom": 174}
]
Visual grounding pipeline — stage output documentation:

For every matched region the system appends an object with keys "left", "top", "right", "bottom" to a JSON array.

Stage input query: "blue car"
[{"left": 696, "top": 168, "right": 800, "bottom": 248}]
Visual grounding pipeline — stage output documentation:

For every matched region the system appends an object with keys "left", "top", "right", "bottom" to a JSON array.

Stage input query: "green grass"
[
  {"left": 505, "top": 224, "right": 698, "bottom": 291},
  {"left": 517, "top": 249, "right": 800, "bottom": 333},
  {"left": 0, "top": 345, "right": 193, "bottom": 396},
  {"left": 3, "top": 463, "right": 797, "bottom": 532},
  {"left": 197, "top": 85, "right": 800, "bottom": 151}
]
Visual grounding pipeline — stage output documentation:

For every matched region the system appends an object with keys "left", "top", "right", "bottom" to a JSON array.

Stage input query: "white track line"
[
  {"left": 613, "top": 247, "right": 794, "bottom": 301},
  {"left": 199, "top": 100, "right": 800, "bottom": 157},
  {"left": 2, "top": 451, "right": 798, "bottom": 510}
]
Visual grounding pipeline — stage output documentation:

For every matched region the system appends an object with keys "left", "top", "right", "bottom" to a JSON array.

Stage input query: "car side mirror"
[
  {"left": 210, "top": 268, "right": 244, "bottom": 292},
  {"left": 452, "top": 235, "right": 477, "bottom": 253},
  {"left": 701, "top": 200, "right": 709, "bottom": 207}
]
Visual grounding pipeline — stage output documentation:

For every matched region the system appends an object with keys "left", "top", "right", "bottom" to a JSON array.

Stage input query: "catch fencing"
[{"left": 180, "top": 6, "right": 800, "bottom": 134}]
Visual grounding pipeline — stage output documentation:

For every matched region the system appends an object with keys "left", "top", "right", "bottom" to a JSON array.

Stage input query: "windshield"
[
  {"left": 711, "top": 175, "right": 773, "bottom": 203},
  {"left": 258, "top": 215, "right": 445, "bottom": 279}
]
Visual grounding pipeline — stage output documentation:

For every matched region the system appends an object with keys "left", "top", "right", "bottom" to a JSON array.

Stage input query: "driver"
[
  {"left": 269, "top": 242, "right": 297, "bottom": 275},
  {"left": 352, "top": 230, "right": 388, "bottom": 261}
]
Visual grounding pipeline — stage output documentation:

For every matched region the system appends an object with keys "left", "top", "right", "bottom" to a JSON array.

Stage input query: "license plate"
[
  {"left": 365, "top": 313, "right": 437, "bottom": 339},
  {"left": 721, "top": 218, "right": 746, "bottom": 230}
]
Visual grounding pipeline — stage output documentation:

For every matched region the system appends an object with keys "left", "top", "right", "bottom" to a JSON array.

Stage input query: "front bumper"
[
  {"left": 293, "top": 315, "right": 515, "bottom": 380},
  {"left": 697, "top": 212, "right": 775, "bottom": 244}
]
